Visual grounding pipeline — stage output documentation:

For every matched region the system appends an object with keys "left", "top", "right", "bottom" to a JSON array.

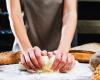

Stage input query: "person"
[{"left": 6, "top": 0, "right": 77, "bottom": 72}]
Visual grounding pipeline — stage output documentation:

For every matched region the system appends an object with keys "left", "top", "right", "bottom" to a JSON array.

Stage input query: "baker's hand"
[
  {"left": 20, "top": 46, "right": 44, "bottom": 72},
  {"left": 51, "top": 50, "right": 76, "bottom": 73}
]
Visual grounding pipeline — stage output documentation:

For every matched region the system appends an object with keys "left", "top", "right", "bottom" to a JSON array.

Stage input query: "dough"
[
  {"left": 20, "top": 55, "right": 55, "bottom": 73},
  {"left": 39, "top": 55, "right": 55, "bottom": 72}
]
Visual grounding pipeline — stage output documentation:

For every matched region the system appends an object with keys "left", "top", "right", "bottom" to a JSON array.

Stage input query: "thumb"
[
  {"left": 48, "top": 52, "right": 54, "bottom": 59},
  {"left": 41, "top": 50, "right": 47, "bottom": 56}
]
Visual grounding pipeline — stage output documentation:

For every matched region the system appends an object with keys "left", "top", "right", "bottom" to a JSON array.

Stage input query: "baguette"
[{"left": 0, "top": 51, "right": 21, "bottom": 65}]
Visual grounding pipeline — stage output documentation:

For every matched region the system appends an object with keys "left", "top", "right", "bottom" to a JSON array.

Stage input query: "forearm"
[
  {"left": 8, "top": 0, "right": 32, "bottom": 51},
  {"left": 11, "top": 13, "right": 32, "bottom": 51},
  {"left": 58, "top": 12, "right": 77, "bottom": 52}
]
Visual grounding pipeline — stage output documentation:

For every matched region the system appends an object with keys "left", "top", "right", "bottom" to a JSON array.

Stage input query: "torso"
[{"left": 14, "top": 0, "right": 64, "bottom": 51}]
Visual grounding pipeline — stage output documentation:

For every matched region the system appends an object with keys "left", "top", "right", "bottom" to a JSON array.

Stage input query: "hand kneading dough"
[
  {"left": 41, "top": 55, "right": 55, "bottom": 72},
  {"left": 20, "top": 55, "right": 55, "bottom": 73}
]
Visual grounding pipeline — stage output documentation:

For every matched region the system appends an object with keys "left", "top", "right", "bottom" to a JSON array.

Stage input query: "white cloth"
[{"left": 0, "top": 63, "right": 92, "bottom": 80}]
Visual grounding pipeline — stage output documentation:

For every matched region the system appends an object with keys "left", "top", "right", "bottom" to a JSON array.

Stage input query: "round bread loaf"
[
  {"left": 93, "top": 65, "right": 100, "bottom": 80},
  {"left": 90, "top": 52, "right": 100, "bottom": 71}
]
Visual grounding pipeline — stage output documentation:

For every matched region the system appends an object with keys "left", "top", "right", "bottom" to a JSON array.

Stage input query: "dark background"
[
  {"left": 78, "top": 1, "right": 100, "bottom": 45},
  {"left": 0, "top": 0, "right": 14, "bottom": 52}
]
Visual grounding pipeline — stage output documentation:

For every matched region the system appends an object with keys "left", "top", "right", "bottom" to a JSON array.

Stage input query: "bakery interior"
[{"left": 0, "top": 0, "right": 100, "bottom": 80}]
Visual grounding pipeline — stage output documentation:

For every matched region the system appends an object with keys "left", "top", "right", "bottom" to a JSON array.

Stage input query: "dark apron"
[{"left": 13, "top": 0, "right": 77, "bottom": 52}]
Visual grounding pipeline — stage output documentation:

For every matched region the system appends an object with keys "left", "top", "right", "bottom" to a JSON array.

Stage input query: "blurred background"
[
  {"left": 0, "top": 0, "right": 100, "bottom": 52},
  {"left": 0, "top": 0, "right": 14, "bottom": 52}
]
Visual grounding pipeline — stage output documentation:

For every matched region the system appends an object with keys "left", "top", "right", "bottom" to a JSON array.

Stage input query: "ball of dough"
[
  {"left": 41, "top": 55, "right": 55, "bottom": 72},
  {"left": 20, "top": 55, "right": 55, "bottom": 73}
]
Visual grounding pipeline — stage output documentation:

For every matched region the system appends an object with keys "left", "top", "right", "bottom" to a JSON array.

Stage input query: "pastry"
[
  {"left": 90, "top": 51, "right": 100, "bottom": 71},
  {"left": 0, "top": 51, "right": 21, "bottom": 65},
  {"left": 70, "top": 50, "right": 95, "bottom": 63},
  {"left": 93, "top": 65, "right": 100, "bottom": 80}
]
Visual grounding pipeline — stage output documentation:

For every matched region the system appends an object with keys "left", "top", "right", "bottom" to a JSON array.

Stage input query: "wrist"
[
  {"left": 20, "top": 43, "right": 32, "bottom": 53},
  {"left": 58, "top": 44, "right": 71, "bottom": 53},
  {"left": 57, "top": 48, "right": 70, "bottom": 53}
]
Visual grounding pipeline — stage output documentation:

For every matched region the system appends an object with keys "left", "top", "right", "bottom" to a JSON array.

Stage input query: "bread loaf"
[
  {"left": 0, "top": 50, "right": 95, "bottom": 65},
  {"left": 70, "top": 50, "right": 95, "bottom": 63},
  {"left": 93, "top": 65, "right": 100, "bottom": 80},
  {"left": 90, "top": 52, "right": 100, "bottom": 71},
  {"left": 0, "top": 51, "right": 21, "bottom": 65}
]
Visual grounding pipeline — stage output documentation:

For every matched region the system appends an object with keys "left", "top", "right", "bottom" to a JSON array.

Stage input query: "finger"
[
  {"left": 58, "top": 53, "right": 67, "bottom": 72},
  {"left": 70, "top": 55, "right": 76, "bottom": 68},
  {"left": 65, "top": 54, "right": 73, "bottom": 70},
  {"left": 54, "top": 62, "right": 62, "bottom": 71},
  {"left": 34, "top": 46, "right": 44, "bottom": 68},
  {"left": 41, "top": 50, "right": 47, "bottom": 56},
  {"left": 65, "top": 54, "right": 75, "bottom": 70},
  {"left": 24, "top": 52, "right": 37, "bottom": 71},
  {"left": 27, "top": 69, "right": 36, "bottom": 73},
  {"left": 67, "top": 54, "right": 73, "bottom": 65},
  {"left": 59, "top": 62, "right": 72, "bottom": 73},
  {"left": 20, "top": 54, "right": 36, "bottom": 72},
  {"left": 59, "top": 64, "right": 68, "bottom": 73},
  {"left": 55, "top": 53, "right": 67, "bottom": 71},
  {"left": 28, "top": 48, "right": 40, "bottom": 69},
  {"left": 59, "top": 67, "right": 66, "bottom": 73},
  {"left": 59, "top": 64, "right": 70, "bottom": 73},
  {"left": 52, "top": 52, "right": 61, "bottom": 70},
  {"left": 48, "top": 52, "right": 54, "bottom": 59},
  {"left": 20, "top": 54, "right": 31, "bottom": 70},
  {"left": 62, "top": 53, "right": 67, "bottom": 65},
  {"left": 68, "top": 54, "right": 76, "bottom": 69},
  {"left": 21, "top": 62, "right": 36, "bottom": 73},
  {"left": 59, "top": 54, "right": 71, "bottom": 72},
  {"left": 53, "top": 50, "right": 59, "bottom": 55}
]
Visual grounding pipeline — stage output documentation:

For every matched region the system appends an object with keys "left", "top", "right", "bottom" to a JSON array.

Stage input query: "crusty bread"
[
  {"left": 1, "top": 43, "right": 100, "bottom": 65},
  {"left": 93, "top": 65, "right": 100, "bottom": 80},
  {"left": 90, "top": 52, "right": 100, "bottom": 71},
  {"left": 0, "top": 51, "right": 21, "bottom": 65},
  {"left": 70, "top": 50, "right": 95, "bottom": 63},
  {"left": 0, "top": 50, "right": 95, "bottom": 65}
]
